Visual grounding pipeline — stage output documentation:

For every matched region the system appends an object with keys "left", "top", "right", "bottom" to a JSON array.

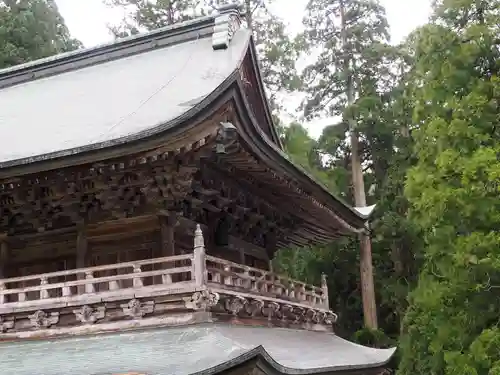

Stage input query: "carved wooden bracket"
[
  {"left": 217, "top": 296, "right": 337, "bottom": 326},
  {"left": 224, "top": 296, "right": 247, "bottom": 316},
  {"left": 73, "top": 305, "right": 106, "bottom": 325},
  {"left": 29, "top": 310, "right": 59, "bottom": 329},
  {"left": 0, "top": 315, "right": 14, "bottom": 333},
  {"left": 121, "top": 299, "right": 155, "bottom": 319},
  {"left": 184, "top": 290, "right": 219, "bottom": 310}
]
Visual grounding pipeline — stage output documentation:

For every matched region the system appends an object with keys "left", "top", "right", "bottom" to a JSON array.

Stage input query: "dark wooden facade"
[{"left": 0, "top": 56, "right": 364, "bottom": 286}]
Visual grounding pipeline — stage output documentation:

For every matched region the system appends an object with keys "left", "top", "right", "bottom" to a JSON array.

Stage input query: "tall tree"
[
  {"left": 398, "top": 1, "right": 500, "bottom": 374},
  {"left": 104, "top": 0, "right": 205, "bottom": 36},
  {"left": 300, "top": 0, "right": 393, "bottom": 329},
  {"left": 0, "top": 0, "right": 81, "bottom": 68}
]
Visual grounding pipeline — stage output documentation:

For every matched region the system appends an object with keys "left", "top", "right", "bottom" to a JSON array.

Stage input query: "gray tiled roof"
[
  {"left": 0, "top": 22, "right": 249, "bottom": 167},
  {"left": 0, "top": 324, "right": 395, "bottom": 374}
]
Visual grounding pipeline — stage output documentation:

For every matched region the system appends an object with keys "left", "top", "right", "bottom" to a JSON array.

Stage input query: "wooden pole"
[{"left": 76, "top": 225, "right": 88, "bottom": 295}]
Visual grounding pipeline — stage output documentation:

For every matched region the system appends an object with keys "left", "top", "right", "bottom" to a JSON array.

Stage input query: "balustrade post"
[
  {"left": 0, "top": 281, "right": 5, "bottom": 304},
  {"left": 223, "top": 265, "right": 232, "bottom": 286},
  {"left": 62, "top": 284, "right": 72, "bottom": 297},
  {"left": 321, "top": 273, "right": 329, "bottom": 309},
  {"left": 193, "top": 224, "right": 207, "bottom": 287},
  {"left": 40, "top": 276, "right": 49, "bottom": 299},
  {"left": 18, "top": 290, "right": 26, "bottom": 302},
  {"left": 133, "top": 264, "right": 143, "bottom": 288},
  {"left": 85, "top": 271, "right": 95, "bottom": 294}
]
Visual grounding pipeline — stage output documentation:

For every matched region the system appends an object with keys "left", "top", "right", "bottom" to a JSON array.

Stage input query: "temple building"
[{"left": 0, "top": 4, "right": 394, "bottom": 374}]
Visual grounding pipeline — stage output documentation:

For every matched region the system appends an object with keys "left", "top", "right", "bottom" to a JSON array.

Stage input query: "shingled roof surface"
[
  {"left": 0, "top": 324, "right": 395, "bottom": 375},
  {"left": 0, "top": 15, "right": 249, "bottom": 167}
]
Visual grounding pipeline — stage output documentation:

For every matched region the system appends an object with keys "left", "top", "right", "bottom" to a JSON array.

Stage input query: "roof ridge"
[{"left": 0, "top": 15, "right": 216, "bottom": 90}]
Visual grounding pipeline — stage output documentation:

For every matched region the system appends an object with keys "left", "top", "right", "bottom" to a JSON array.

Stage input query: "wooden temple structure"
[{"left": 0, "top": 4, "right": 394, "bottom": 374}]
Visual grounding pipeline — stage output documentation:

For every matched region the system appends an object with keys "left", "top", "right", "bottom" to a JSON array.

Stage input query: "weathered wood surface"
[
  {"left": 206, "top": 256, "right": 327, "bottom": 309},
  {"left": 0, "top": 254, "right": 327, "bottom": 313},
  {"left": 0, "top": 120, "right": 352, "bottom": 251},
  {"left": 0, "top": 226, "right": 334, "bottom": 338}
]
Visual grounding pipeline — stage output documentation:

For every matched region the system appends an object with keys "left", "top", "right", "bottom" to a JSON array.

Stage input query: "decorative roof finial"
[
  {"left": 194, "top": 224, "right": 205, "bottom": 250},
  {"left": 212, "top": 2, "right": 242, "bottom": 50}
]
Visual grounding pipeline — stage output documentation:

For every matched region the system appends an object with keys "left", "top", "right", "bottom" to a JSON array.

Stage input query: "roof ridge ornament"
[{"left": 212, "top": 2, "right": 242, "bottom": 50}]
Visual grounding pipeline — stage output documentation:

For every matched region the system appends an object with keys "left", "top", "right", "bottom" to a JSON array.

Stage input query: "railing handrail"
[
  {"left": 0, "top": 266, "right": 193, "bottom": 295},
  {"left": 0, "top": 254, "right": 193, "bottom": 284},
  {"left": 206, "top": 255, "right": 324, "bottom": 295}
]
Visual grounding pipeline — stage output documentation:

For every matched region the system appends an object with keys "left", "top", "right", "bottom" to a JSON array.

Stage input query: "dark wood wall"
[{"left": 3, "top": 216, "right": 271, "bottom": 280}]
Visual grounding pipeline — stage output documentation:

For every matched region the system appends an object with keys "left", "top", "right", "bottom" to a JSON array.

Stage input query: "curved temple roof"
[
  {"left": 0, "top": 16, "right": 249, "bottom": 166},
  {"left": 0, "top": 324, "right": 395, "bottom": 375},
  {"left": 0, "top": 6, "right": 372, "bottom": 228}
]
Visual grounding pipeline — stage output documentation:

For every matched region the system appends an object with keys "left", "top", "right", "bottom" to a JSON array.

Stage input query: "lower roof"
[{"left": 0, "top": 323, "right": 395, "bottom": 375}]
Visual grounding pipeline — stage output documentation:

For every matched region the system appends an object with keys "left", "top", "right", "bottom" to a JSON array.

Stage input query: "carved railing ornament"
[
  {"left": 29, "top": 310, "right": 59, "bottom": 329},
  {"left": 304, "top": 308, "right": 317, "bottom": 323},
  {"left": 73, "top": 305, "right": 106, "bottom": 325},
  {"left": 262, "top": 302, "right": 280, "bottom": 320},
  {"left": 224, "top": 296, "right": 247, "bottom": 316},
  {"left": 324, "top": 312, "right": 338, "bottom": 325},
  {"left": 121, "top": 299, "right": 155, "bottom": 319},
  {"left": 279, "top": 304, "right": 294, "bottom": 321},
  {"left": 0, "top": 315, "right": 14, "bottom": 333},
  {"left": 184, "top": 290, "right": 220, "bottom": 310},
  {"left": 244, "top": 298, "right": 264, "bottom": 317},
  {"left": 292, "top": 307, "right": 306, "bottom": 323}
]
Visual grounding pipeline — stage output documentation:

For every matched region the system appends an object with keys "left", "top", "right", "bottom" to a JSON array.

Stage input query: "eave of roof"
[
  {"left": 0, "top": 324, "right": 396, "bottom": 375},
  {"left": 228, "top": 81, "right": 370, "bottom": 229}
]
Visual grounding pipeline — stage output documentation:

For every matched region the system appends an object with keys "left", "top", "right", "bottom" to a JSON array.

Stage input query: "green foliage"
[
  {"left": 398, "top": 1, "right": 500, "bottom": 374},
  {"left": 104, "top": 0, "right": 205, "bottom": 36},
  {"left": 274, "top": 0, "right": 423, "bottom": 347},
  {"left": 0, "top": 0, "right": 81, "bottom": 68}
]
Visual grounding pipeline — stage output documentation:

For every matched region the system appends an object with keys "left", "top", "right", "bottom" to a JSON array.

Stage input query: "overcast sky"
[
  {"left": 55, "top": 0, "right": 432, "bottom": 137},
  {"left": 56, "top": 0, "right": 431, "bottom": 48}
]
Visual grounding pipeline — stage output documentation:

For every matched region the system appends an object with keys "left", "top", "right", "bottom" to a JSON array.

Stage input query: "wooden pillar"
[
  {"left": 0, "top": 239, "right": 8, "bottom": 279},
  {"left": 158, "top": 213, "right": 176, "bottom": 257},
  {"left": 158, "top": 212, "right": 178, "bottom": 281},
  {"left": 265, "top": 229, "right": 277, "bottom": 272},
  {"left": 76, "top": 225, "right": 88, "bottom": 294}
]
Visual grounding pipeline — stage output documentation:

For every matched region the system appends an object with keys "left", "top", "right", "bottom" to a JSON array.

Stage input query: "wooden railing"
[
  {"left": 0, "top": 254, "right": 195, "bottom": 307},
  {"left": 0, "top": 225, "right": 329, "bottom": 311},
  {"left": 206, "top": 256, "right": 328, "bottom": 309}
]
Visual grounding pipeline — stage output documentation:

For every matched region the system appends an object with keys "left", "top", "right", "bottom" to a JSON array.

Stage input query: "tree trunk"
[
  {"left": 339, "top": 0, "right": 378, "bottom": 330},
  {"left": 244, "top": 0, "right": 253, "bottom": 31}
]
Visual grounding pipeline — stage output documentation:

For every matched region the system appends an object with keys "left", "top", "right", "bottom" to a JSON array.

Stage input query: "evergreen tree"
[
  {"left": 104, "top": 0, "right": 204, "bottom": 36},
  {"left": 398, "top": 1, "right": 500, "bottom": 374},
  {"left": 0, "top": 0, "right": 81, "bottom": 68},
  {"left": 300, "top": 0, "right": 395, "bottom": 330}
]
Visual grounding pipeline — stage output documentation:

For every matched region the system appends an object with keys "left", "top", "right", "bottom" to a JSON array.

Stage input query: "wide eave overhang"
[
  {"left": 0, "top": 323, "right": 395, "bottom": 375},
  {"left": 0, "top": 10, "right": 370, "bottom": 240}
]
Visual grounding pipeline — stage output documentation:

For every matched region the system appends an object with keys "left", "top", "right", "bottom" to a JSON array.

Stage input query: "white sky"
[{"left": 55, "top": 0, "right": 432, "bottom": 137}]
